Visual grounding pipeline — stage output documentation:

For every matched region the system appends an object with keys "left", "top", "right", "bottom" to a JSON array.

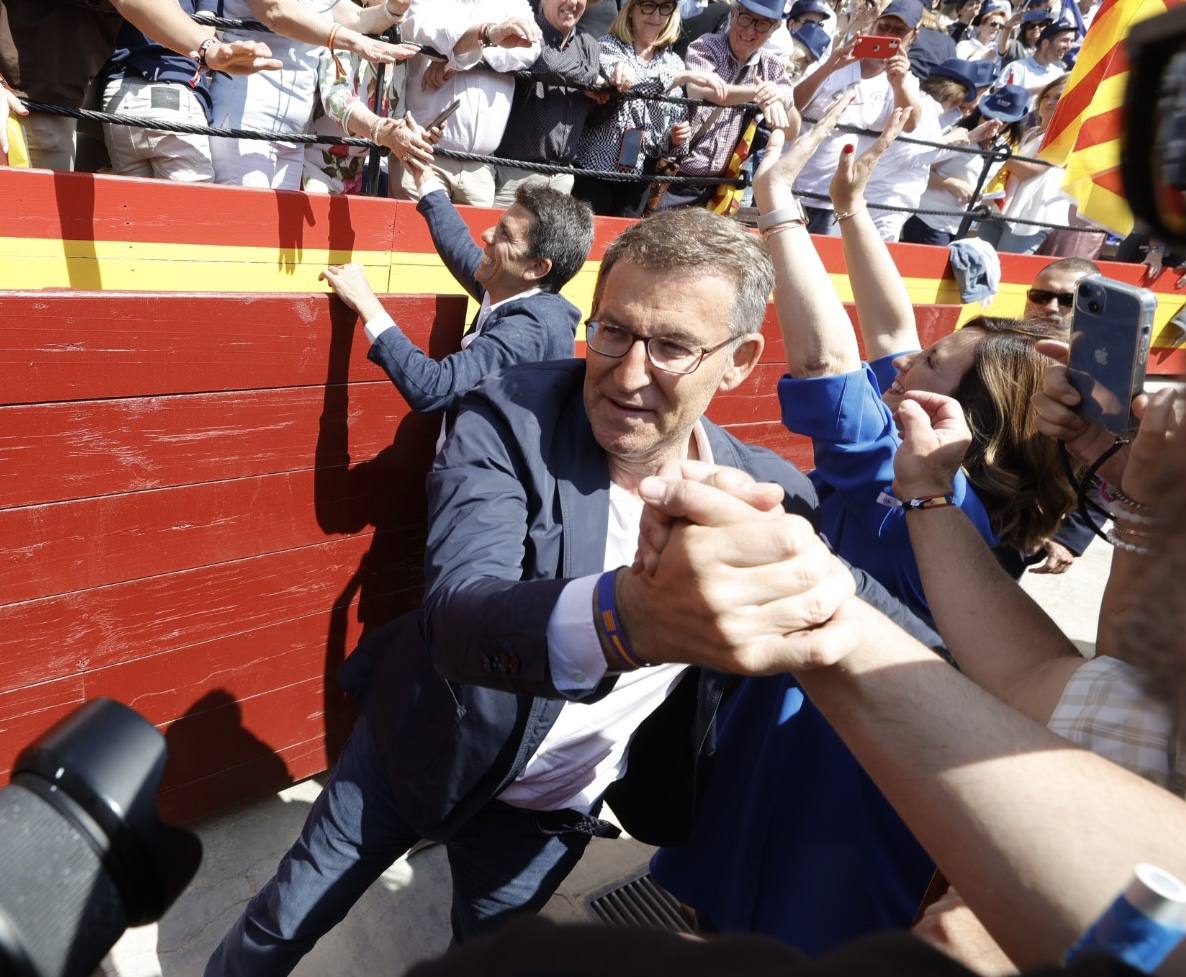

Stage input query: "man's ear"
[
  {"left": 718, "top": 333, "right": 765, "bottom": 392},
  {"left": 523, "top": 257, "right": 553, "bottom": 285}
]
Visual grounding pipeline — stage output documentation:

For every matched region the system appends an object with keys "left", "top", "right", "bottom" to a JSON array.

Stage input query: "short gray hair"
[{"left": 593, "top": 209, "right": 773, "bottom": 339}]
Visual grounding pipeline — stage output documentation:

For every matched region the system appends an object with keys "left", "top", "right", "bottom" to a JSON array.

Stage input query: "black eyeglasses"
[
  {"left": 735, "top": 10, "right": 779, "bottom": 32},
  {"left": 1026, "top": 287, "right": 1076, "bottom": 308},
  {"left": 635, "top": 1, "right": 677, "bottom": 15},
  {"left": 586, "top": 320, "right": 735, "bottom": 375}
]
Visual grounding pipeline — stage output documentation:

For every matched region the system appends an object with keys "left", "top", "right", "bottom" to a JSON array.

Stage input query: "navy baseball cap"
[
  {"left": 965, "top": 58, "right": 998, "bottom": 88},
  {"left": 737, "top": 0, "right": 789, "bottom": 18},
  {"left": 879, "top": 0, "right": 925, "bottom": 28},
  {"left": 1038, "top": 21, "right": 1076, "bottom": 43},
  {"left": 979, "top": 84, "right": 1029, "bottom": 122},
  {"left": 793, "top": 21, "right": 831, "bottom": 60},
  {"left": 788, "top": 0, "right": 834, "bottom": 19},
  {"left": 929, "top": 58, "right": 979, "bottom": 101},
  {"left": 1021, "top": 7, "right": 1053, "bottom": 21}
]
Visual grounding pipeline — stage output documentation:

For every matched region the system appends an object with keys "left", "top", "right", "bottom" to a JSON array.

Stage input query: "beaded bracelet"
[{"left": 1107, "top": 527, "right": 1155, "bottom": 556}]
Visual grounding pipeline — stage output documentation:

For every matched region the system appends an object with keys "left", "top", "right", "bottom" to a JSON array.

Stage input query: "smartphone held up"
[
  {"left": 1066, "top": 276, "right": 1157, "bottom": 436},
  {"left": 852, "top": 34, "right": 901, "bottom": 59}
]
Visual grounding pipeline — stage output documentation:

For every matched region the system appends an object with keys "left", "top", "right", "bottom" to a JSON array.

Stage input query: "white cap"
[{"left": 1128, "top": 865, "right": 1186, "bottom": 928}]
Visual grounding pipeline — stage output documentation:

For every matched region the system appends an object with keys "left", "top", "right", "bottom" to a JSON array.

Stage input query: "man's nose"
[{"left": 613, "top": 337, "right": 653, "bottom": 386}]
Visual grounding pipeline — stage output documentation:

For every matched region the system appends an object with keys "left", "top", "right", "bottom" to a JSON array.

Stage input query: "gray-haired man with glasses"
[
  {"left": 662, "top": 0, "right": 797, "bottom": 208},
  {"left": 205, "top": 208, "right": 922, "bottom": 977}
]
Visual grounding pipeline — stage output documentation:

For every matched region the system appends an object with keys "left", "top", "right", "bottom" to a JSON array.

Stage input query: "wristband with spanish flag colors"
[
  {"left": 903, "top": 493, "right": 957, "bottom": 511},
  {"left": 594, "top": 570, "right": 649, "bottom": 672}
]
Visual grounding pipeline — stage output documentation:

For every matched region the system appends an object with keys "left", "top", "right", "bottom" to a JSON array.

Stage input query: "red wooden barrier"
[{"left": 1, "top": 289, "right": 885, "bottom": 822}]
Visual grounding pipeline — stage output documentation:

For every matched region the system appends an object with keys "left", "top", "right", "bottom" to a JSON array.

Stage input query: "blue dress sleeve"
[{"left": 778, "top": 356, "right": 997, "bottom": 612}]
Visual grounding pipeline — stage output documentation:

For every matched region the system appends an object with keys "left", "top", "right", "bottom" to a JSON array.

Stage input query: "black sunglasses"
[{"left": 1026, "top": 287, "right": 1076, "bottom": 308}]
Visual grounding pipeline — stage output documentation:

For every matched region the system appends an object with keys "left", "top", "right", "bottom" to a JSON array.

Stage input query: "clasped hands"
[{"left": 613, "top": 462, "right": 860, "bottom": 675}]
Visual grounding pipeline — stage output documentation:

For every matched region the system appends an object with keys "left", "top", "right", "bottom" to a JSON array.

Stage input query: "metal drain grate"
[{"left": 587, "top": 872, "right": 694, "bottom": 932}]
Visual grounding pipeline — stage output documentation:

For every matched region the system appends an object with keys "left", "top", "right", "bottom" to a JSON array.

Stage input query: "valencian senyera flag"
[{"left": 1039, "top": 0, "right": 1184, "bottom": 235}]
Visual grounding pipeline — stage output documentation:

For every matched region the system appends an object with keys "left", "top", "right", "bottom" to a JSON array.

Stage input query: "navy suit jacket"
[
  {"left": 366, "top": 189, "right": 580, "bottom": 416},
  {"left": 344, "top": 361, "right": 933, "bottom": 843}
]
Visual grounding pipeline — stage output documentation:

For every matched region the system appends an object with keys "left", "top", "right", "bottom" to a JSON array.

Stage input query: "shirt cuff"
[
  {"left": 546, "top": 574, "right": 607, "bottom": 694},
  {"left": 364, "top": 311, "right": 396, "bottom": 344},
  {"left": 418, "top": 178, "right": 448, "bottom": 199}
]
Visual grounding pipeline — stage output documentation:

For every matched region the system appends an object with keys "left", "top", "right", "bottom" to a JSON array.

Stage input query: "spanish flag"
[{"left": 1039, "top": 0, "right": 1183, "bottom": 235}]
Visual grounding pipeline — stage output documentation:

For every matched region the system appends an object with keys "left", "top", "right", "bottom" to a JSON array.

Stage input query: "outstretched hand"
[
  {"left": 892, "top": 390, "right": 972, "bottom": 500},
  {"left": 752, "top": 90, "right": 855, "bottom": 214},
  {"left": 200, "top": 39, "right": 282, "bottom": 75},
  {"left": 829, "top": 105, "right": 912, "bottom": 214}
]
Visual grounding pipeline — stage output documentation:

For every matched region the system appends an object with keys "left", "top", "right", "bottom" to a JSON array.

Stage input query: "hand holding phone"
[
  {"left": 427, "top": 98, "right": 462, "bottom": 131},
  {"left": 852, "top": 34, "right": 902, "bottom": 59},
  {"left": 1066, "top": 276, "right": 1157, "bottom": 436},
  {"left": 617, "top": 127, "right": 644, "bottom": 170}
]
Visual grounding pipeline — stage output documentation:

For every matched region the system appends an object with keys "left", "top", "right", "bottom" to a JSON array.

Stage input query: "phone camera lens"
[{"left": 1088, "top": 300, "right": 1102, "bottom": 314}]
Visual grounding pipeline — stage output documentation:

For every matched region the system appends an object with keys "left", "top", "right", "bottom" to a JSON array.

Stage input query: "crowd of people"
[{"left": 0, "top": 0, "right": 1120, "bottom": 257}]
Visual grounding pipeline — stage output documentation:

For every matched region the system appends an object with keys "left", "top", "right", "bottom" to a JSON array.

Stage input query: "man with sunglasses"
[
  {"left": 663, "top": 0, "right": 797, "bottom": 209},
  {"left": 1017, "top": 257, "right": 1102, "bottom": 575},
  {"left": 1024, "top": 257, "right": 1100, "bottom": 333},
  {"left": 205, "top": 209, "right": 926, "bottom": 977}
]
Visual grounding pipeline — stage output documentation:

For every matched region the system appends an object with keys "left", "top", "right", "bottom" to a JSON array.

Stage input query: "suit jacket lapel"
[{"left": 551, "top": 368, "right": 610, "bottom": 580}]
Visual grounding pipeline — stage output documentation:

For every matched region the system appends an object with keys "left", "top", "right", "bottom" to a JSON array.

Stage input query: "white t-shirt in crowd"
[
  {"left": 402, "top": 0, "right": 541, "bottom": 155},
  {"left": 497, "top": 424, "right": 716, "bottom": 813},
  {"left": 1000, "top": 126, "right": 1070, "bottom": 234},
  {"left": 795, "top": 63, "right": 940, "bottom": 239},
  {"left": 998, "top": 54, "right": 1065, "bottom": 108}
]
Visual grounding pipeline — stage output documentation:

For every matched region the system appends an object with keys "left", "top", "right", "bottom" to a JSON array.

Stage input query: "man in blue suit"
[
  {"left": 207, "top": 208, "right": 930, "bottom": 977},
  {"left": 321, "top": 170, "right": 593, "bottom": 429}
]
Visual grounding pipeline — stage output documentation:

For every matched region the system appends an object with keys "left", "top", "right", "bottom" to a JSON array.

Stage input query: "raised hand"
[
  {"left": 892, "top": 389, "right": 973, "bottom": 500},
  {"left": 674, "top": 70, "right": 728, "bottom": 103},
  {"left": 828, "top": 104, "right": 912, "bottom": 214},
  {"left": 752, "top": 89, "right": 855, "bottom": 213}
]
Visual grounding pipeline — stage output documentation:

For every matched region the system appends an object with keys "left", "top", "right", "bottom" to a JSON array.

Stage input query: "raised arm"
[
  {"left": 829, "top": 106, "right": 922, "bottom": 360},
  {"left": 752, "top": 95, "right": 861, "bottom": 378},
  {"left": 893, "top": 390, "right": 1084, "bottom": 722}
]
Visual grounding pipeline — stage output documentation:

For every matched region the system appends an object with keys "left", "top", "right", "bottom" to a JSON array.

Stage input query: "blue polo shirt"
[{"left": 778, "top": 351, "right": 997, "bottom": 618}]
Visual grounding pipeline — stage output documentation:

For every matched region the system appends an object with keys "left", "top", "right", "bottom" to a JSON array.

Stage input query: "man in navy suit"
[
  {"left": 207, "top": 208, "right": 929, "bottom": 977},
  {"left": 321, "top": 169, "right": 594, "bottom": 429}
]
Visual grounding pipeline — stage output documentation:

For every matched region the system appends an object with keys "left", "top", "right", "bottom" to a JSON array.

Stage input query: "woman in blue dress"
[{"left": 651, "top": 96, "right": 1077, "bottom": 952}]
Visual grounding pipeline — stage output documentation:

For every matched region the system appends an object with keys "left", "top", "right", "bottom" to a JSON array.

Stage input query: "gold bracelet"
[{"left": 835, "top": 206, "right": 866, "bottom": 222}]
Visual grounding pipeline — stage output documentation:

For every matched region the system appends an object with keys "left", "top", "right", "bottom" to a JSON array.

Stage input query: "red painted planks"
[
  {"left": 5, "top": 169, "right": 401, "bottom": 251},
  {"left": 0, "top": 381, "right": 434, "bottom": 509},
  {"left": 0, "top": 292, "right": 467, "bottom": 406},
  {"left": 0, "top": 676, "right": 87, "bottom": 777},
  {"left": 0, "top": 533, "right": 421, "bottom": 694}
]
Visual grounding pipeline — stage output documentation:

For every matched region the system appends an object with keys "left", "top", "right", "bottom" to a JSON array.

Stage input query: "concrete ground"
[{"left": 102, "top": 542, "right": 1112, "bottom": 977}]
